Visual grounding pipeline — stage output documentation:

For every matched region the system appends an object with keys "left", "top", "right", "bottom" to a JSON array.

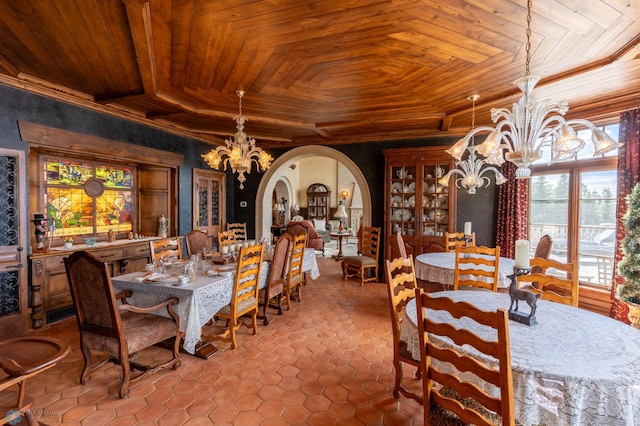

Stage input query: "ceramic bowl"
[{"left": 84, "top": 237, "right": 97, "bottom": 246}]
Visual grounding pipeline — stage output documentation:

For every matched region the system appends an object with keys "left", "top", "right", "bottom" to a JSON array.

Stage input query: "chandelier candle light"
[
  {"left": 444, "top": 0, "right": 621, "bottom": 180},
  {"left": 202, "top": 90, "right": 273, "bottom": 189},
  {"left": 439, "top": 95, "right": 507, "bottom": 194}
]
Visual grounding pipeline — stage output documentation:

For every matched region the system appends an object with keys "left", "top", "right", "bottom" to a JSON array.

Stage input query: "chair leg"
[
  {"left": 118, "top": 353, "right": 132, "bottom": 398},
  {"left": 229, "top": 320, "right": 238, "bottom": 349},
  {"left": 393, "top": 358, "right": 403, "bottom": 399},
  {"left": 294, "top": 283, "right": 302, "bottom": 303}
]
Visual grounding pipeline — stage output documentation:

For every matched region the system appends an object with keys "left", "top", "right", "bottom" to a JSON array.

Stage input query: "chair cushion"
[
  {"left": 83, "top": 312, "right": 179, "bottom": 355},
  {"left": 312, "top": 219, "right": 326, "bottom": 231},
  {"left": 219, "top": 296, "right": 258, "bottom": 315},
  {"left": 343, "top": 255, "right": 376, "bottom": 267}
]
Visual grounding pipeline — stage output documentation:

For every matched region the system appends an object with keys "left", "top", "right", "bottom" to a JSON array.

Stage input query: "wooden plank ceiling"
[{"left": 0, "top": 0, "right": 639, "bottom": 149}]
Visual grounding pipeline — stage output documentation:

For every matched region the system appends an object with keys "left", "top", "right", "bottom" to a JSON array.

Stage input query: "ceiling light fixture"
[
  {"left": 439, "top": 95, "right": 507, "bottom": 194},
  {"left": 445, "top": 0, "right": 621, "bottom": 179},
  {"left": 202, "top": 90, "right": 273, "bottom": 189}
]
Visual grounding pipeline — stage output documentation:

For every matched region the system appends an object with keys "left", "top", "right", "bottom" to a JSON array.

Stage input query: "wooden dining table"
[
  {"left": 111, "top": 248, "right": 320, "bottom": 357},
  {"left": 401, "top": 290, "right": 640, "bottom": 425},
  {"left": 414, "top": 251, "right": 516, "bottom": 289}
]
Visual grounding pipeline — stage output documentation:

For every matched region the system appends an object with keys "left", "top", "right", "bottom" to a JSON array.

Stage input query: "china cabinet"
[
  {"left": 193, "top": 169, "right": 226, "bottom": 240},
  {"left": 383, "top": 147, "right": 456, "bottom": 259},
  {"left": 306, "top": 183, "right": 331, "bottom": 223}
]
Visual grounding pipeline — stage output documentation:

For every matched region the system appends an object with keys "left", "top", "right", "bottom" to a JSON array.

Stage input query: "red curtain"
[
  {"left": 610, "top": 109, "right": 640, "bottom": 322},
  {"left": 496, "top": 162, "right": 529, "bottom": 258}
]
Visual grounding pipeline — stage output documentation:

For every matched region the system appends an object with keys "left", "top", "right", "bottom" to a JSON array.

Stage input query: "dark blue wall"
[{"left": 0, "top": 84, "right": 498, "bottom": 249}]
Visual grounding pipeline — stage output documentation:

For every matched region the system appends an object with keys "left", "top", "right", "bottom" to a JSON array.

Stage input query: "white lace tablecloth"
[
  {"left": 401, "top": 290, "right": 640, "bottom": 426},
  {"left": 112, "top": 252, "right": 319, "bottom": 355},
  {"left": 303, "top": 248, "right": 320, "bottom": 280},
  {"left": 414, "top": 252, "right": 515, "bottom": 289}
]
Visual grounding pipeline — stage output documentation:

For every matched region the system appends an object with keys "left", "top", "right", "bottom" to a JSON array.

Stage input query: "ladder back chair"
[
  {"left": 384, "top": 255, "right": 422, "bottom": 404},
  {"left": 416, "top": 289, "right": 515, "bottom": 426},
  {"left": 227, "top": 222, "right": 247, "bottom": 241},
  {"left": 203, "top": 244, "right": 264, "bottom": 349},
  {"left": 150, "top": 236, "right": 184, "bottom": 261},
  {"left": 396, "top": 231, "right": 408, "bottom": 258},
  {"left": 518, "top": 257, "right": 579, "bottom": 306},
  {"left": 285, "top": 233, "right": 306, "bottom": 310},
  {"left": 185, "top": 229, "right": 211, "bottom": 257},
  {"left": 453, "top": 245, "right": 501, "bottom": 292},
  {"left": 445, "top": 232, "right": 476, "bottom": 252},
  {"left": 64, "top": 250, "right": 182, "bottom": 398},
  {"left": 342, "top": 226, "right": 381, "bottom": 286},
  {"left": 259, "top": 234, "right": 292, "bottom": 325},
  {"left": 217, "top": 230, "right": 237, "bottom": 249}
]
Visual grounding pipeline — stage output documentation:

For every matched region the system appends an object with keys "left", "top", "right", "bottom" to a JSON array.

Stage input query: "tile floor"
[{"left": 24, "top": 256, "right": 426, "bottom": 425}]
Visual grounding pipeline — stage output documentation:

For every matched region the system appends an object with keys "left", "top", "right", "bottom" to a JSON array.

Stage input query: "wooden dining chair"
[
  {"left": 384, "top": 255, "right": 422, "bottom": 404},
  {"left": 259, "top": 233, "right": 292, "bottom": 325},
  {"left": 445, "top": 231, "right": 476, "bottom": 252},
  {"left": 64, "top": 250, "right": 183, "bottom": 398},
  {"left": 185, "top": 229, "right": 211, "bottom": 257},
  {"left": 415, "top": 289, "right": 515, "bottom": 426},
  {"left": 217, "top": 230, "right": 237, "bottom": 248},
  {"left": 284, "top": 233, "right": 306, "bottom": 310},
  {"left": 517, "top": 257, "right": 579, "bottom": 306},
  {"left": 203, "top": 244, "right": 264, "bottom": 349},
  {"left": 453, "top": 245, "right": 500, "bottom": 292},
  {"left": 342, "top": 226, "right": 381, "bottom": 286},
  {"left": 396, "top": 231, "right": 408, "bottom": 258},
  {"left": 533, "top": 234, "right": 553, "bottom": 260},
  {"left": 227, "top": 222, "right": 247, "bottom": 241},
  {"left": 150, "top": 236, "right": 184, "bottom": 261}
]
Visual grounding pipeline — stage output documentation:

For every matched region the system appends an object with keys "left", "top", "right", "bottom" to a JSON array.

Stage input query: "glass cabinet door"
[
  {"left": 390, "top": 165, "right": 417, "bottom": 237},
  {"left": 421, "top": 163, "right": 451, "bottom": 238},
  {"left": 193, "top": 169, "right": 225, "bottom": 238}
]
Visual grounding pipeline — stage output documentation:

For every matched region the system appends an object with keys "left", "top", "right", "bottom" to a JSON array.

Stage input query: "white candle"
[
  {"left": 222, "top": 245, "right": 229, "bottom": 255},
  {"left": 464, "top": 222, "right": 472, "bottom": 236},
  {"left": 515, "top": 240, "right": 530, "bottom": 269}
]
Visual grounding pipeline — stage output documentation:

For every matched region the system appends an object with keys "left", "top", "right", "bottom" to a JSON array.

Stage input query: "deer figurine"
[{"left": 508, "top": 272, "right": 540, "bottom": 319}]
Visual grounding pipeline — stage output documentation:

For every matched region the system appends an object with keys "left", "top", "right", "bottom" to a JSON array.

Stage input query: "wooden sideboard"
[{"left": 29, "top": 238, "right": 157, "bottom": 329}]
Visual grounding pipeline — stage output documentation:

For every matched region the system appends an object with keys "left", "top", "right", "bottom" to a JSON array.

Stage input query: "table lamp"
[{"left": 335, "top": 202, "right": 348, "bottom": 232}]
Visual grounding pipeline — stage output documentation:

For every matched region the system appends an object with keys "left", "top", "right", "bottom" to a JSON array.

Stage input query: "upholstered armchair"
[{"left": 286, "top": 220, "right": 325, "bottom": 255}]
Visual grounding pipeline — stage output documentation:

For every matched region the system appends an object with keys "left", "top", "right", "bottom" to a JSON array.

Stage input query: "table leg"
[{"left": 333, "top": 235, "right": 345, "bottom": 261}]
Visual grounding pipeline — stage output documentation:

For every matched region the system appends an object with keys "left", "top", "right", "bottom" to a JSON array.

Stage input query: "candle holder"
[
  {"left": 462, "top": 234, "right": 473, "bottom": 258},
  {"left": 507, "top": 267, "right": 540, "bottom": 326}
]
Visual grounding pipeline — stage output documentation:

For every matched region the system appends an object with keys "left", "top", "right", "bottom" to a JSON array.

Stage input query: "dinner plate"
[
  {"left": 392, "top": 209, "right": 402, "bottom": 221},
  {"left": 144, "top": 273, "right": 179, "bottom": 285},
  {"left": 391, "top": 195, "right": 403, "bottom": 206},
  {"left": 391, "top": 182, "right": 403, "bottom": 193},
  {"left": 407, "top": 195, "right": 415, "bottom": 207},
  {"left": 402, "top": 209, "right": 412, "bottom": 221},
  {"left": 408, "top": 182, "right": 415, "bottom": 192}
]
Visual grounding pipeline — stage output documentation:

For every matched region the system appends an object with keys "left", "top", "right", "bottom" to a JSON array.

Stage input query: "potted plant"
[
  {"left": 64, "top": 237, "right": 73, "bottom": 249},
  {"left": 617, "top": 182, "right": 640, "bottom": 327}
]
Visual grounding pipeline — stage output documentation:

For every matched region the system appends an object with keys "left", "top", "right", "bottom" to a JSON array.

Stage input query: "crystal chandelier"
[
  {"left": 440, "top": 95, "right": 507, "bottom": 194},
  {"left": 202, "top": 90, "right": 273, "bottom": 189},
  {"left": 445, "top": 0, "right": 621, "bottom": 179}
]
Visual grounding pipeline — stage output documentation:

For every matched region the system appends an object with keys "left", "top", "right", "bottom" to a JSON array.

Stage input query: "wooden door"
[
  {"left": 193, "top": 169, "right": 225, "bottom": 239},
  {"left": 0, "top": 149, "right": 28, "bottom": 338}
]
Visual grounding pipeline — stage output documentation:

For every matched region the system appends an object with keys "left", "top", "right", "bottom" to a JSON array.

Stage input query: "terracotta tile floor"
[{"left": 25, "top": 256, "right": 426, "bottom": 425}]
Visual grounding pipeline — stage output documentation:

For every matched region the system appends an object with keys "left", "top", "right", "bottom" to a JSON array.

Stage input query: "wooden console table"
[{"left": 28, "top": 238, "right": 158, "bottom": 329}]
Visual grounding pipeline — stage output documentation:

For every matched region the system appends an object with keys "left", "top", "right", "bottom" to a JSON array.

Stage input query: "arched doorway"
[{"left": 255, "top": 146, "right": 372, "bottom": 240}]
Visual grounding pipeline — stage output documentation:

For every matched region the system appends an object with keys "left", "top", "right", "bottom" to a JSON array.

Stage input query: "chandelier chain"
[{"left": 525, "top": 0, "right": 532, "bottom": 77}]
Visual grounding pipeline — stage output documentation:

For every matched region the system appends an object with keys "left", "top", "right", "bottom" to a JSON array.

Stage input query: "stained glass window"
[{"left": 43, "top": 158, "right": 134, "bottom": 238}]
